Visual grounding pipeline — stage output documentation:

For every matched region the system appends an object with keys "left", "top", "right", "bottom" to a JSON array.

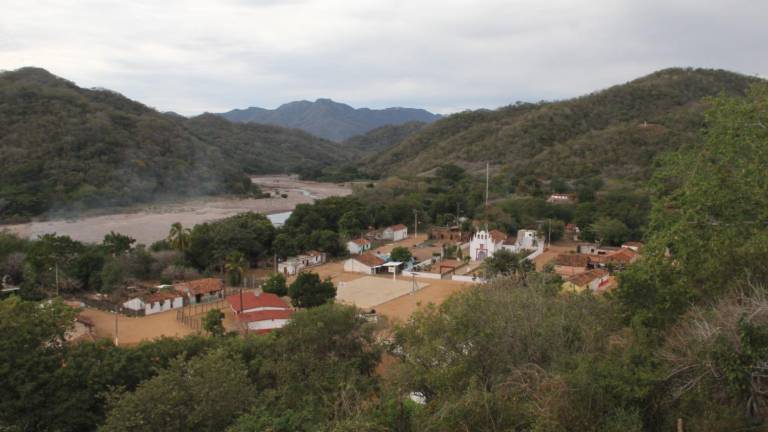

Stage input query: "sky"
[{"left": 1, "top": 0, "right": 767, "bottom": 115}]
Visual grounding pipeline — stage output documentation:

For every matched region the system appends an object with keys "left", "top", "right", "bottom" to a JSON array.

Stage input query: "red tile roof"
[
  {"left": 227, "top": 292, "right": 290, "bottom": 313},
  {"left": 353, "top": 253, "right": 386, "bottom": 267},
  {"left": 175, "top": 278, "right": 224, "bottom": 295},
  {"left": 555, "top": 253, "right": 590, "bottom": 267},
  {"left": 350, "top": 238, "right": 370, "bottom": 246},
  {"left": 591, "top": 249, "right": 638, "bottom": 264},
  {"left": 237, "top": 309, "right": 294, "bottom": 323},
  {"left": 307, "top": 250, "right": 323, "bottom": 256},
  {"left": 389, "top": 224, "right": 408, "bottom": 231}
]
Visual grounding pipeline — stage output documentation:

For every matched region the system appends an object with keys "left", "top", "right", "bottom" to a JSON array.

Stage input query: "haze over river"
[{"left": 2, "top": 176, "right": 351, "bottom": 245}]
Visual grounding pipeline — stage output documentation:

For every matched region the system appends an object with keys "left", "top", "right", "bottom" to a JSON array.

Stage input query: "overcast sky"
[{"left": 1, "top": 0, "right": 766, "bottom": 115}]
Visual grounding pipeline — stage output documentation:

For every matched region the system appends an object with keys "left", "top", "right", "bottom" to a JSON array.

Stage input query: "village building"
[
  {"left": 429, "top": 226, "right": 470, "bottom": 243},
  {"left": 277, "top": 250, "right": 327, "bottom": 276},
  {"left": 382, "top": 224, "right": 409, "bottom": 242},
  {"left": 346, "top": 238, "right": 372, "bottom": 255},
  {"left": 502, "top": 229, "right": 541, "bottom": 253},
  {"left": 469, "top": 229, "right": 507, "bottom": 261},
  {"left": 343, "top": 253, "right": 386, "bottom": 274},
  {"left": 547, "top": 193, "right": 575, "bottom": 204},
  {"left": 621, "top": 242, "right": 644, "bottom": 252},
  {"left": 122, "top": 290, "right": 185, "bottom": 315},
  {"left": 561, "top": 269, "right": 610, "bottom": 293},
  {"left": 590, "top": 248, "right": 638, "bottom": 270},
  {"left": 576, "top": 243, "right": 621, "bottom": 256},
  {"left": 554, "top": 253, "right": 591, "bottom": 276},
  {"left": 226, "top": 291, "right": 293, "bottom": 333},
  {"left": 175, "top": 278, "right": 225, "bottom": 304}
]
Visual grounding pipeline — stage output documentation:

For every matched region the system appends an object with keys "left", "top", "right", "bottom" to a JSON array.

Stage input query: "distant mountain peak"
[{"left": 217, "top": 99, "right": 441, "bottom": 141}]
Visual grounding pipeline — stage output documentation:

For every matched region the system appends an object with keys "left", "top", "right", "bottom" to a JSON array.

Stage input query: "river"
[{"left": 1, "top": 175, "right": 352, "bottom": 245}]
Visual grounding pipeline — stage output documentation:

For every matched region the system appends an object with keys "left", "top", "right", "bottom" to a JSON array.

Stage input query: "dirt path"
[{"left": 2, "top": 175, "right": 351, "bottom": 244}]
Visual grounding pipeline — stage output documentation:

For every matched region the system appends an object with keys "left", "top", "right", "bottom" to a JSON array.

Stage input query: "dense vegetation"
[
  {"left": 0, "top": 68, "right": 346, "bottom": 221},
  {"left": 218, "top": 98, "right": 439, "bottom": 141},
  {"left": 363, "top": 68, "right": 760, "bottom": 186},
  {"left": 0, "top": 84, "right": 767, "bottom": 431}
]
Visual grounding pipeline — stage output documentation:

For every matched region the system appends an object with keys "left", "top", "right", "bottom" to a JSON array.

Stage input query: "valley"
[{"left": 2, "top": 176, "right": 351, "bottom": 244}]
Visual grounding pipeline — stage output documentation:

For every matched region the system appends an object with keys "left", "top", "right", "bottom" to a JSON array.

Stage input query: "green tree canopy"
[
  {"left": 389, "top": 246, "right": 412, "bottom": 262},
  {"left": 262, "top": 272, "right": 287, "bottom": 297},
  {"left": 288, "top": 272, "right": 336, "bottom": 308}
]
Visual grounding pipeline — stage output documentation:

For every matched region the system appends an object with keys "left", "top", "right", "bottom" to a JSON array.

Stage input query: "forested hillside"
[
  {"left": 218, "top": 98, "right": 440, "bottom": 141},
  {"left": 341, "top": 121, "right": 426, "bottom": 156},
  {"left": 0, "top": 68, "right": 345, "bottom": 221},
  {"left": 363, "top": 68, "right": 760, "bottom": 183}
]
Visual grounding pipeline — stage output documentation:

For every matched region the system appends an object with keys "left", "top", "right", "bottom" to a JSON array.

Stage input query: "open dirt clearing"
[
  {"left": 336, "top": 275, "right": 428, "bottom": 309},
  {"left": 78, "top": 307, "right": 198, "bottom": 345},
  {"left": 3, "top": 175, "right": 351, "bottom": 244}
]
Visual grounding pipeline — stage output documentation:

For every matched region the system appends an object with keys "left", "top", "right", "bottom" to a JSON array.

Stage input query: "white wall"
[
  {"left": 402, "top": 270, "right": 442, "bottom": 280},
  {"left": 451, "top": 275, "right": 483, "bottom": 283},
  {"left": 344, "top": 259, "right": 373, "bottom": 274},
  {"left": 393, "top": 229, "right": 408, "bottom": 242},
  {"left": 123, "top": 298, "right": 144, "bottom": 312},
  {"left": 246, "top": 319, "right": 290, "bottom": 331}
]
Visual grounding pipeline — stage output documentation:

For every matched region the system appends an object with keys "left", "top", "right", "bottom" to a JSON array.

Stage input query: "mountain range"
[
  {"left": 0, "top": 66, "right": 762, "bottom": 221},
  {"left": 0, "top": 67, "right": 345, "bottom": 220},
  {"left": 360, "top": 68, "right": 761, "bottom": 184},
  {"left": 217, "top": 98, "right": 440, "bottom": 141}
]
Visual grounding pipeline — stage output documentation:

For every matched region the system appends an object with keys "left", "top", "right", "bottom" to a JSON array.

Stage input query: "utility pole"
[
  {"left": 485, "top": 162, "right": 490, "bottom": 207},
  {"left": 114, "top": 304, "right": 119, "bottom": 346},
  {"left": 548, "top": 219, "right": 552, "bottom": 246},
  {"left": 413, "top": 210, "right": 419, "bottom": 240}
]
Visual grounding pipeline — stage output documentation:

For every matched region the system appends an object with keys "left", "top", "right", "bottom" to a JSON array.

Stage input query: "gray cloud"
[{"left": 1, "top": 0, "right": 765, "bottom": 115}]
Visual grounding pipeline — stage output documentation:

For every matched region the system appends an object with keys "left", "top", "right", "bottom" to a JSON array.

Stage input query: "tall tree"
[
  {"left": 167, "top": 222, "right": 191, "bottom": 252},
  {"left": 225, "top": 251, "right": 248, "bottom": 287},
  {"left": 617, "top": 83, "right": 768, "bottom": 329}
]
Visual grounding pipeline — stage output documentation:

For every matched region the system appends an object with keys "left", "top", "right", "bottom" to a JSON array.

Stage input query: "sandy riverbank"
[{"left": 2, "top": 175, "right": 351, "bottom": 245}]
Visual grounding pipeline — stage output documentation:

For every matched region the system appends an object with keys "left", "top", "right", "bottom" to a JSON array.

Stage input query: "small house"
[
  {"left": 554, "top": 253, "right": 591, "bottom": 276},
  {"left": 561, "top": 269, "right": 610, "bottom": 293},
  {"left": 344, "top": 253, "right": 386, "bottom": 274},
  {"left": 383, "top": 224, "right": 409, "bottom": 242},
  {"left": 347, "top": 238, "right": 372, "bottom": 255},
  {"left": 175, "top": 278, "right": 225, "bottom": 305},
  {"left": 227, "top": 291, "right": 293, "bottom": 334},
  {"left": 227, "top": 291, "right": 291, "bottom": 314}
]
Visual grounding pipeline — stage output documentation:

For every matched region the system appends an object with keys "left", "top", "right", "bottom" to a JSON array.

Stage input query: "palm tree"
[
  {"left": 225, "top": 251, "right": 248, "bottom": 287},
  {"left": 167, "top": 222, "right": 191, "bottom": 252}
]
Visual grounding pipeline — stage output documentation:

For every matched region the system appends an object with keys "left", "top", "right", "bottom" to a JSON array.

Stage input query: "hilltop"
[
  {"left": 0, "top": 68, "right": 345, "bottom": 220},
  {"left": 218, "top": 98, "right": 440, "bottom": 141},
  {"left": 361, "top": 68, "right": 761, "bottom": 183}
]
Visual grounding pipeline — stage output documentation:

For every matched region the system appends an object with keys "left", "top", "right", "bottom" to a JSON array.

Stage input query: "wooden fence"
[{"left": 175, "top": 287, "right": 239, "bottom": 330}]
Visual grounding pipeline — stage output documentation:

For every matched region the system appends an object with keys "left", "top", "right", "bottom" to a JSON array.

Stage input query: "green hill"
[
  {"left": 340, "top": 121, "right": 426, "bottom": 156},
  {"left": 362, "top": 68, "right": 760, "bottom": 183},
  {"left": 0, "top": 68, "right": 345, "bottom": 221}
]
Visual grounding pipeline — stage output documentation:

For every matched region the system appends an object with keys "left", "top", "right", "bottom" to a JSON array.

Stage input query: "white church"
[{"left": 469, "top": 229, "right": 543, "bottom": 262}]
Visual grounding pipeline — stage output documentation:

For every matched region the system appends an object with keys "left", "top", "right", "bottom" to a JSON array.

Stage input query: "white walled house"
[
  {"left": 469, "top": 230, "right": 507, "bottom": 261},
  {"left": 237, "top": 309, "right": 294, "bottom": 333},
  {"left": 278, "top": 250, "right": 327, "bottom": 276},
  {"left": 344, "top": 253, "right": 385, "bottom": 274},
  {"left": 502, "top": 229, "right": 542, "bottom": 253},
  {"left": 227, "top": 292, "right": 294, "bottom": 334},
  {"left": 382, "top": 224, "right": 409, "bottom": 242},
  {"left": 346, "top": 238, "right": 372, "bottom": 255},
  {"left": 122, "top": 291, "right": 184, "bottom": 316}
]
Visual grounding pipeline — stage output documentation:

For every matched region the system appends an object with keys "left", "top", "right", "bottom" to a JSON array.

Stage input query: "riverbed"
[{"left": 1, "top": 176, "right": 351, "bottom": 245}]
